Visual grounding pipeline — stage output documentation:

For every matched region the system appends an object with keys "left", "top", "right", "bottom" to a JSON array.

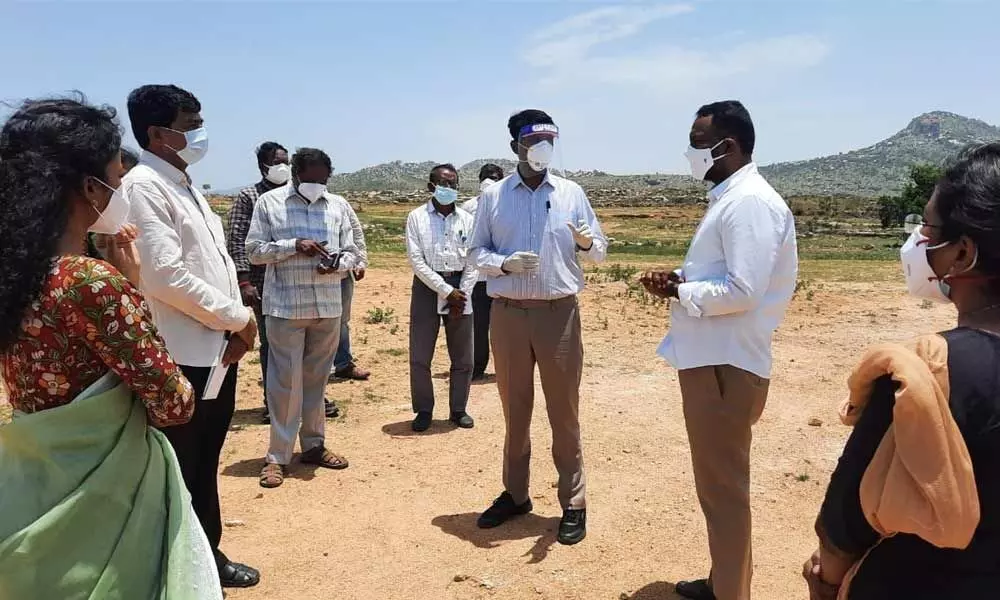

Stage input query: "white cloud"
[
  {"left": 523, "top": 4, "right": 695, "bottom": 69},
  {"left": 522, "top": 4, "right": 830, "bottom": 95}
]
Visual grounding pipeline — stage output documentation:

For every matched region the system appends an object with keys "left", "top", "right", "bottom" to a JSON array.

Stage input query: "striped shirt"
[
  {"left": 405, "top": 201, "right": 477, "bottom": 298},
  {"left": 469, "top": 170, "right": 607, "bottom": 300},
  {"left": 246, "top": 183, "right": 360, "bottom": 320},
  {"left": 228, "top": 180, "right": 282, "bottom": 292}
]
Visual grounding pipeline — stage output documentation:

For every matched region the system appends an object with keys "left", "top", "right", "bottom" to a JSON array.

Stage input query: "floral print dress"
[{"left": 0, "top": 255, "right": 193, "bottom": 427}]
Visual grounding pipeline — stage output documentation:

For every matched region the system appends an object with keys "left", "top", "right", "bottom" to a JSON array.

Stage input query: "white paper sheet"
[
  {"left": 202, "top": 337, "right": 231, "bottom": 401},
  {"left": 438, "top": 294, "right": 473, "bottom": 316}
]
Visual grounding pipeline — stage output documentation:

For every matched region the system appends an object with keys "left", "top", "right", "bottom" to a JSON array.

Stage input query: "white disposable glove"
[
  {"left": 567, "top": 219, "right": 594, "bottom": 250},
  {"left": 502, "top": 251, "right": 540, "bottom": 273}
]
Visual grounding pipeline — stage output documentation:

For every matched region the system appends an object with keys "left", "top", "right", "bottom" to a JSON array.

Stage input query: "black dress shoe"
[
  {"left": 477, "top": 491, "right": 532, "bottom": 528},
  {"left": 557, "top": 508, "right": 586, "bottom": 545},
  {"left": 675, "top": 579, "right": 716, "bottom": 600},
  {"left": 218, "top": 560, "right": 260, "bottom": 588},
  {"left": 450, "top": 411, "right": 474, "bottom": 428},
  {"left": 412, "top": 411, "right": 432, "bottom": 432},
  {"left": 324, "top": 398, "right": 340, "bottom": 418}
]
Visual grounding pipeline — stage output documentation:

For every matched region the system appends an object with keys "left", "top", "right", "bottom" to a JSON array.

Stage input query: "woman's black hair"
[
  {"left": 935, "top": 143, "right": 1000, "bottom": 277},
  {"left": 0, "top": 94, "right": 121, "bottom": 350}
]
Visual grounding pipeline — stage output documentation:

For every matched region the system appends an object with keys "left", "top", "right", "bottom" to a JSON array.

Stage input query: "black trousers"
[
  {"left": 161, "top": 363, "right": 239, "bottom": 567},
  {"left": 254, "top": 302, "right": 269, "bottom": 408},
  {"left": 472, "top": 281, "right": 493, "bottom": 375}
]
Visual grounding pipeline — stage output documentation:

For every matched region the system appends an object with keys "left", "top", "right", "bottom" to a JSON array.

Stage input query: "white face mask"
[
  {"left": 265, "top": 163, "right": 291, "bottom": 185},
  {"left": 165, "top": 127, "right": 209, "bottom": 165},
  {"left": 479, "top": 178, "right": 496, "bottom": 192},
  {"left": 297, "top": 182, "right": 327, "bottom": 202},
  {"left": 525, "top": 140, "right": 554, "bottom": 172},
  {"left": 88, "top": 178, "right": 132, "bottom": 235},
  {"left": 684, "top": 140, "right": 728, "bottom": 181},
  {"left": 899, "top": 229, "right": 971, "bottom": 303}
]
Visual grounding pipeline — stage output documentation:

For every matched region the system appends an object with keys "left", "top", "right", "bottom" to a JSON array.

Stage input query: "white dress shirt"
[
  {"left": 469, "top": 170, "right": 607, "bottom": 300},
  {"left": 460, "top": 196, "right": 487, "bottom": 283},
  {"left": 125, "top": 151, "right": 251, "bottom": 367},
  {"left": 246, "top": 185, "right": 360, "bottom": 320},
  {"left": 657, "top": 163, "right": 798, "bottom": 379},
  {"left": 405, "top": 201, "right": 477, "bottom": 311}
]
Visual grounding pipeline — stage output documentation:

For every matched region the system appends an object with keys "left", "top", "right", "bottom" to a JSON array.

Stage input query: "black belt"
[{"left": 436, "top": 271, "right": 461, "bottom": 277}]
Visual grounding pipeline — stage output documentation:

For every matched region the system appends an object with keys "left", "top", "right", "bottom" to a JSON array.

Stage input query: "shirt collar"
[
  {"left": 707, "top": 162, "right": 758, "bottom": 203},
  {"left": 258, "top": 178, "right": 281, "bottom": 193},
  {"left": 425, "top": 199, "right": 456, "bottom": 218},
  {"left": 139, "top": 150, "right": 191, "bottom": 186},
  {"left": 511, "top": 168, "right": 556, "bottom": 191}
]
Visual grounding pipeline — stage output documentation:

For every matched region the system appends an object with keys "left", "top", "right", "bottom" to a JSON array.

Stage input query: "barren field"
[{"left": 2, "top": 205, "right": 955, "bottom": 599}]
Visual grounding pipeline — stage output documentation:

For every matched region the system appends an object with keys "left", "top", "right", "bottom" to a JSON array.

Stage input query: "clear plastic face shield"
[
  {"left": 516, "top": 123, "right": 565, "bottom": 179},
  {"left": 904, "top": 213, "right": 923, "bottom": 234}
]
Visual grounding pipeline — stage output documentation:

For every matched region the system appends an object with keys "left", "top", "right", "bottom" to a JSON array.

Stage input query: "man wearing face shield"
[
  {"left": 469, "top": 109, "right": 607, "bottom": 546},
  {"left": 124, "top": 84, "right": 260, "bottom": 588},
  {"left": 406, "top": 164, "right": 477, "bottom": 432},
  {"left": 247, "top": 148, "right": 360, "bottom": 489},
  {"left": 641, "top": 101, "right": 798, "bottom": 600},
  {"left": 461, "top": 163, "right": 505, "bottom": 381}
]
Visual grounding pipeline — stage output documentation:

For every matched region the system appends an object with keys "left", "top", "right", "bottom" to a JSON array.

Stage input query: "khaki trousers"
[
  {"left": 678, "top": 365, "right": 769, "bottom": 600},
  {"left": 265, "top": 316, "right": 341, "bottom": 465},
  {"left": 491, "top": 296, "right": 585, "bottom": 509}
]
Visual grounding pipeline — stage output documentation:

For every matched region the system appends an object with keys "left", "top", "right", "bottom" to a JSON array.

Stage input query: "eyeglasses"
[{"left": 903, "top": 214, "right": 943, "bottom": 234}]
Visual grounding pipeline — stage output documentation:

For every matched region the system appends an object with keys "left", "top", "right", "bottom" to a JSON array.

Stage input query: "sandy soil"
[{"left": 202, "top": 261, "right": 955, "bottom": 600}]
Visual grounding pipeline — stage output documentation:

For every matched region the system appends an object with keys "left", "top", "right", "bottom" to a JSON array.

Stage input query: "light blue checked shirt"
[
  {"left": 246, "top": 184, "right": 360, "bottom": 320},
  {"left": 469, "top": 170, "right": 607, "bottom": 300}
]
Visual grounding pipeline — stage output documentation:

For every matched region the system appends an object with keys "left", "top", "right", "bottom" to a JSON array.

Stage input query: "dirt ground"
[{"left": 199, "top": 258, "right": 954, "bottom": 600}]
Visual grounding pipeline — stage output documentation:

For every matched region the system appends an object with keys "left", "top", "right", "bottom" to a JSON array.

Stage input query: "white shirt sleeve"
[
  {"left": 336, "top": 205, "right": 360, "bottom": 272},
  {"left": 246, "top": 197, "right": 298, "bottom": 265},
  {"left": 678, "top": 195, "right": 787, "bottom": 318},
  {"left": 576, "top": 189, "right": 608, "bottom": 263},
  {"left": 128, "top": 181, "right": 251, "bottom": 332},
  {"left": 468, "top": 192, "right": 507, "bottom": 276},
  {"left": 406, "top": 212, "right": 453, "bottom": 298},
  {"left": 343, "top": 200, "right": 368, "bottom": 270},
  {"left": 458, "top": 213, "right": 478, "bottom": 298}
]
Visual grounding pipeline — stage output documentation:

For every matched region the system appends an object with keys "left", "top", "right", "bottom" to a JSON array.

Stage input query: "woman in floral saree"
[{"left": 0, "top": 96, "right": 221, "bottom": 599}]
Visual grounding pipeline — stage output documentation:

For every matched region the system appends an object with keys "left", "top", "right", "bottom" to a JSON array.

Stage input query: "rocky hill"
[
  {"left": 760, "top": 111, "right": 1000, "bottom": 196},
  {"left": 326, "top": 112, "right": 999, "bottom": 198}
]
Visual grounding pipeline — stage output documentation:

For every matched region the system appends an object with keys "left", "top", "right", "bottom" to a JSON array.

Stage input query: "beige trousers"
[
  {"left": 678, "top": 365, "right": 769, "bottom": 600},
  {"left": 491, "top": 296, "right": 585, "bottom": 509}
]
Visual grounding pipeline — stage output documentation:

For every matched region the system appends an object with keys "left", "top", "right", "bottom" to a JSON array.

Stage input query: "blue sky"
[{"left": 2, "top": 0, "right": 998, "bottom": 189}]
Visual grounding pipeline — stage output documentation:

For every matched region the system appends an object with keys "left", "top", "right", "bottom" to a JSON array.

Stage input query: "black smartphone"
[{"left": 318, "top": 253, "right": 341, "bottom": 271}]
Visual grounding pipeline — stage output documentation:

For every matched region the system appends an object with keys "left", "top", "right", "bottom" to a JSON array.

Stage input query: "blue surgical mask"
[{"left": 433, "top": 185, "right": 458, "bottom": 206}]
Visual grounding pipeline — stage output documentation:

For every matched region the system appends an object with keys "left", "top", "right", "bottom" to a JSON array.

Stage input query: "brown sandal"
[
  {"left": 300, "top": 446, "right": 349, "bottom": 470},
  {"left": 259, "top": 463, "right": 285, "bottom": 488}
]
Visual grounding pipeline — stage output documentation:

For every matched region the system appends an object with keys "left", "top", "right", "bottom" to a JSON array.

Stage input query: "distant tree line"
[{"left": 877, "top": 164, "right": 943, "bottom": 228}]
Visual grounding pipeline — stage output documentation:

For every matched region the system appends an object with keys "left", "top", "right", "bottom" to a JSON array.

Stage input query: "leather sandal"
[
  {"left": 300, "top": 446, "right": 349, "bottom": 469},
  {"left": 259, "top": 463, "right": 284, "bottom": 488},
  {"left": 219, "top": 560, "right": 260, "bottom": 588}
]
